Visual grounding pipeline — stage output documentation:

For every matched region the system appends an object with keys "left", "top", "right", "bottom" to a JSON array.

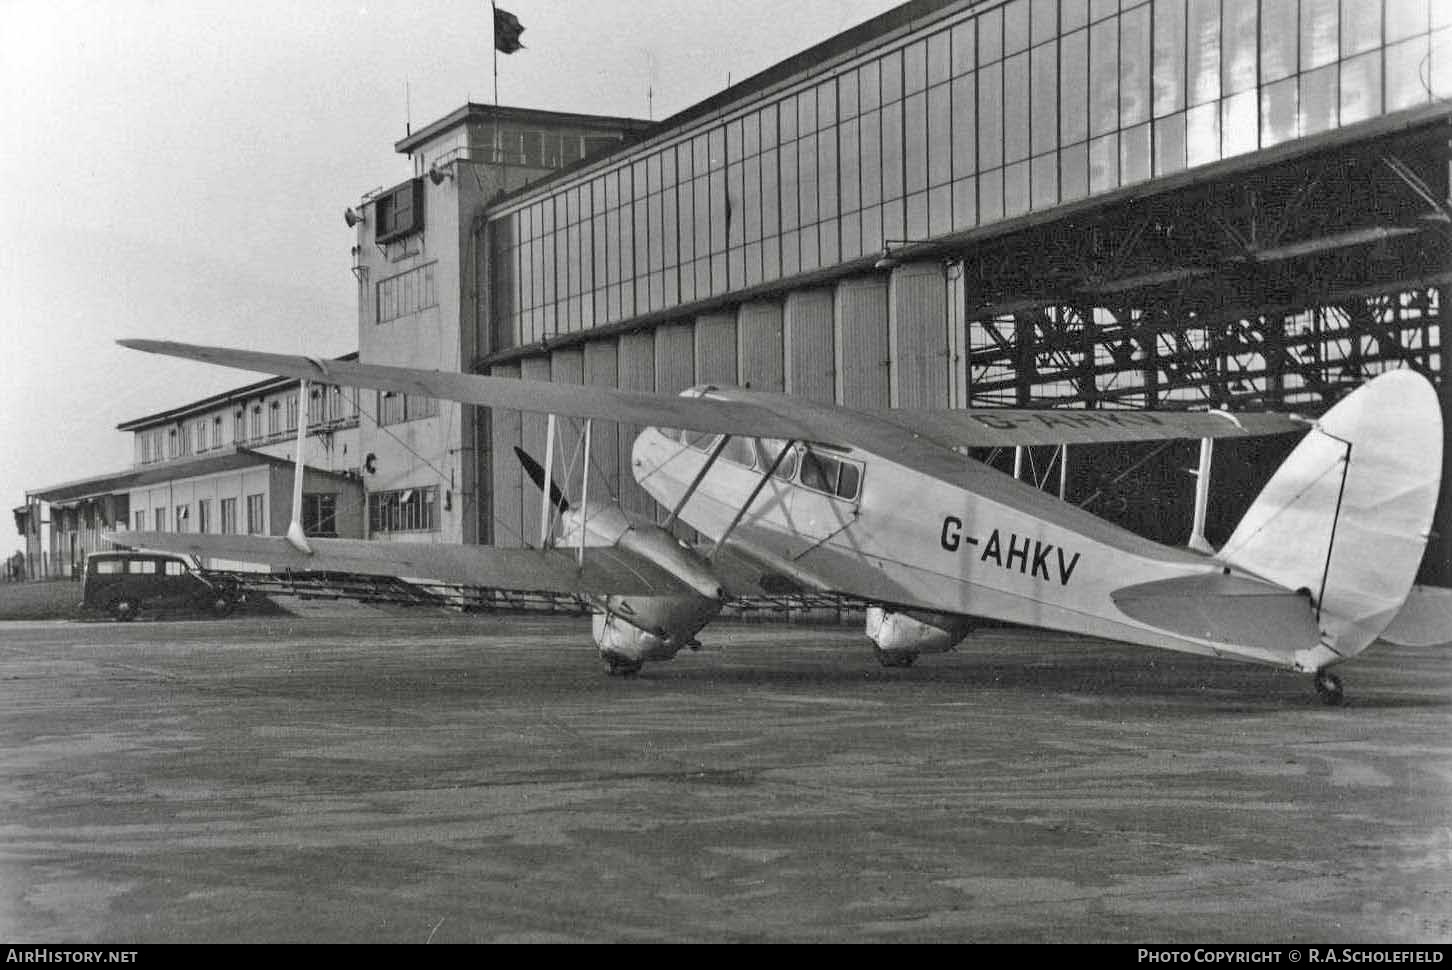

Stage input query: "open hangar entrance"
[{"left": 922, "top": 111, "right": 1451, "bottom": 584}]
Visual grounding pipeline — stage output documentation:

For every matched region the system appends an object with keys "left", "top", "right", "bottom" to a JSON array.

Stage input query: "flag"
[{"left": 494, "top": 6, "right": 525, "bottom": 54}]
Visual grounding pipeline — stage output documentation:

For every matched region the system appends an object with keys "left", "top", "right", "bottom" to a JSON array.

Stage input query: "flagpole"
[{"left": 491, "top": 0, "right": 500, "bottom": 166}]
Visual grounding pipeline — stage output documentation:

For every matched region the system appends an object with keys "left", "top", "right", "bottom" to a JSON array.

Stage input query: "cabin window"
[
  {"left": 796, "top": 447, "right": 864, "bottom": 500},
  {"left": 164, "top": 560, "right": 187, "bottom": 576},
  {"left": 683, "top": 429, "right": 716, "bottom": 452},
  {"left": 756, "top": 439, "right": 799, "bottom": 480},
  {"left": 721, "top": 436, "right": 757, "bottom": 468},
  {"left": 127, "top": 559, "right": 157, "bottom": 575},
  {"left": 94, "top": 560, "right": 123, "bottom": 575}
]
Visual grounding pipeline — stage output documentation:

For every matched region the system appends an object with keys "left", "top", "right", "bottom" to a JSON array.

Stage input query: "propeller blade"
[{"left": 513, "top": 446, "right": 570, "bottom": 512}]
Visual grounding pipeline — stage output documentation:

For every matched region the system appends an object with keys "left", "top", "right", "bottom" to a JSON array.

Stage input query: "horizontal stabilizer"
[
  {"left": 1111, "top": 573, "right": 1319, "bottom": 660},
  {"left": 110, "top": 532, "right": 699, "bottom": 597},
  {"left": 1379, "top": 585, "right": 1452, "bottom": 647}
]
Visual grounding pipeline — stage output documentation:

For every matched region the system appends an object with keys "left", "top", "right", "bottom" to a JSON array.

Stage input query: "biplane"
[{"left": 117, "top": 339, "right": 1444, "bottom": 704}]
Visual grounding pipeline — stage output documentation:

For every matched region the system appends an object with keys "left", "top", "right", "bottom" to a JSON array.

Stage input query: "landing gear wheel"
[
  {"left": 110, "top": 598, "right": 138, "bottom": 622},
  {"left": 1314, "top": 670, "right": 1345, "bottom": 706},
  {"left": 874, "top": 649, "right": 918, "bottom": 669},
  {"left": 605, "top": 659, "right": 643, "bottom": 678}
]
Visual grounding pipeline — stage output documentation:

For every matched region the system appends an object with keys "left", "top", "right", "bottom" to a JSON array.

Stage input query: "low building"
[{"left": 24, "top": 362, "right": 366, "bottom": 577}]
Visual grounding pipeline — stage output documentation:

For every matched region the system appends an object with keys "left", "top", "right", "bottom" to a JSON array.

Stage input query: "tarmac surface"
[{"left": 1, "top": 613, "right": 1449, "bottom": 943}]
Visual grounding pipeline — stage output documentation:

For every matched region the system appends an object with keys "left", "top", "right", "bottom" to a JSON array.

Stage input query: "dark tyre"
[
  {"left": 110, "top": 598, "right": 138, "bottom": 622},
  {"left": 1314, "top": 671, "right": 1344, "bottom": 706},
  {"left": 207, "top": 594, "right": 235, "bottom": 618},
  {"left": 874, "top": 648, "right": 917, "bottom": 668}
]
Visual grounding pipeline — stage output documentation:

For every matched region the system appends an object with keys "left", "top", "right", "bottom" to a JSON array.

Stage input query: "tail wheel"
[
  {"left": 110, "top": 598, "right": 138, "bottom": 622},
  {"left": 1314, "top": 671, "right": 1345, "bottom": 706}
]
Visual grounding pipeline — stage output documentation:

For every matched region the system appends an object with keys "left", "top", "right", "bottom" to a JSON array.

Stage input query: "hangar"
[{"left": 354, "top": 0, "right": 1447, "bottom": 584}]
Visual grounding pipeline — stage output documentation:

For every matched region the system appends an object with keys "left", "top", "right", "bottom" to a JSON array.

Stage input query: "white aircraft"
[{"left": 117, "top": 339, "right": 1444, "bottom": 704}]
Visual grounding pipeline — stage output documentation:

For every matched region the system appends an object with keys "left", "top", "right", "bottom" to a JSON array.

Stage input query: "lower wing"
[{"left": 112, "top": 531, "right": 699, "bottom": 597}]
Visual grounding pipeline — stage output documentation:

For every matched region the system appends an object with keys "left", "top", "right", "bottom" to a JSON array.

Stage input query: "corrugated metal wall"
[
  {"left": 946, "top": 261, "right": 968, "bottom": 409},
  {"left": 617, "top": 331, "right": 656, "bottom": 516},
  {"left": 487, "top": 271, "right": 951, "bottom": 540},
  {"left": 833, "top": 277, "right": 890, "bottom": 407},
  {"left": 548, "top": 347, "right": 585, "bottom": 511},
  {"left": 888, "top": 261, "right": 950, "bottom": 408},
  {"left": 550, "top": 347, "right": 583, "bottom": 385},
  {"left": 583, "top": 339, "right": 621, "bottom": 506},
  {"left": 518, "top": 356, "right": 553, "bottom": 544},
  {"left": 736, "top": 300, "right": 784, "bottom": 392},
  {"left": 654, "top": 322, "right": 695, "bottom": 394},
  {"left": 694, "top": 311, "right": 738, "bottom": 386},
  {"left": 783, "top": 289, "right": 835, "bottom": 402},
  {"left": 488, "top": 362, "right": 524, "bottom": 548}
]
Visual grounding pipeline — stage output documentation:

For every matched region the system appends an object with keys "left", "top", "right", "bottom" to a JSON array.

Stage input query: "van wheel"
[
  {"left": 110, "top": 598, "right": 138, "bottom": 622},
  {"left": 209, "top": 595, "right": 235, "bottom": 618}
]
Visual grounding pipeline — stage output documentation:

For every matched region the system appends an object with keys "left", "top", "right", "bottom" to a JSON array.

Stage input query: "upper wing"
[
  {"left": 119, "top": 339, "right": 1306, "bottom": 447},
  {"left": 859, "top": 406, "right": 1304, "bottom": 448},
  {"left": 113, "top": 532, "right": 700, "bottom": 597}
]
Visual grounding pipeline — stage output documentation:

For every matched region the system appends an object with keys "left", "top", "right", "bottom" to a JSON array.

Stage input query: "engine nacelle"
[
  {"left": 865, "top": 607, "right": 972, "bottom": 667},
  {"left": 593, "top": 593, "right": 721, "bottom": 673}
]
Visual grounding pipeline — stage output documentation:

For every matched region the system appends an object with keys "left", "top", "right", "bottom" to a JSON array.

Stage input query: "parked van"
[{"left": 82, "top": 552, "right": 240, "bottom": 621}]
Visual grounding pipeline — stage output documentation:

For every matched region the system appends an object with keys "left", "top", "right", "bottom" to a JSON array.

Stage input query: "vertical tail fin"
[{"left": 1217, "top": 370, "right": 1443, "bottom": 670}]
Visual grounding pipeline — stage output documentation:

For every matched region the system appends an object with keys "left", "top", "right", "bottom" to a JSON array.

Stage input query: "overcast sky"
[{"left": 0, "top": 0, "right": 901, "bottom": 550}]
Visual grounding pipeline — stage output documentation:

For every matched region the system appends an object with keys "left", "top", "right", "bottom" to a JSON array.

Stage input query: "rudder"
[{"left": 1217, "top": 370, "right": 1443, "bottom": 671}]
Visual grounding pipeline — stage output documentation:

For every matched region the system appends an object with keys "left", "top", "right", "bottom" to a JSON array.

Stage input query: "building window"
[
  {"left": 285, "top": 393, "right": 299, "bottom": 432},
  {"left": 134, "top": 510, "right": 146, "bottom": 531},
  {"left": 197, "top": 499, "right": 211, "bottom": 535},
  {"left": 376, "top": 262, "right": 439, "bottom": 324},
  {"left": 245, "top": 494, "right": 265, "bottom": 535},
  {"left": 376, "top": 391, "right": 439, "bottom": 426},
  {"left": 268, "top": 401, "right": 281, "bottom": 437},
  {"left": 374, "top": 177, "right": 425, "bottom": 243},
  {"left": 175, "top": 504, "right": 189, "bottom": 532},
  {"left": 368, "top": 485, "right": 439, "bottom": 534},
  {"left": 220, "top": 498, "right": 237, "bottom": 535},
  {"left": 250, "top": 405, "right": 263, "bottom": 441},
  {"left": 302, "top": 493, "right": 338, "bottom": 537},
  {"left": 155, "top": 507, "right": 167, "bottom": 532},
  {"left": 308, "top": 385, "right": 352, "bottom": 426},
  {"left": 193, "top": 419, "right": 207, "bottom": 453},
  {"left": 167, "top": 428, "right": 179, "bottom": 459},
  {"left": 234, "top": 409, "right": 245, "bottom": 444}
]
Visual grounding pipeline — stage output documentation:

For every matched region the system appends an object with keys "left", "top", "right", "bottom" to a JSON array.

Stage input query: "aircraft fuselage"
[{"left": 630, "top": 423, "right": 1295, "bottom": 668}]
